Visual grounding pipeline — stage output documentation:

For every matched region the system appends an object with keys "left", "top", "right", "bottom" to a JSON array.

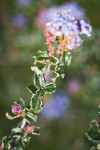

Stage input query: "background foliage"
[{"left": 0, "top": 0, "right": 100, "bottom": 150}]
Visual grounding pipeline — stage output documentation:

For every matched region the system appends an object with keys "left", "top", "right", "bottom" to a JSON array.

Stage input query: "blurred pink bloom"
[
  {"left": 36, "top": 8, "right": 48, "bottom": 29},
  {"left": 26, "top": 125, "right": 34, "bottom": 134}
]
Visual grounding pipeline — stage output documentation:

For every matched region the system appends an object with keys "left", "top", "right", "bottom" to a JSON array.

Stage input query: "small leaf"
[
  {"left": 34, "top": 127, "right": 40, "bottom": 136},
  {"left": 56, "top": 68, "right": 65, "bottom": 78},
  {"left": 43, "top": 83, "right": 56, "bottom": 94},
  {"left": 12, "top": 146, "right": 24, "bottom": 150},
  {"left": 2, "top": 136, "right": 12, "bottom": 150},
  {"left": 37, "top": 63, "right": 46, "bottom": 72},
  {"left": 30, "top": 91, "right": 43, "bottom": 113},
  {"left": 11, "top": 128, "right": 23, "bottom": 137},
  {"left": 62, "top": 51, "right": 72, "bottom": 66},
  {"left": 86, "top": 120, "right": 100, "bottom": 143},
  {"left": 50, "top": 56, "right": 59, "bottom": 65},
  {"left": 50, "top": 64, "right": 57, "bottom": 71},
  {"left": 6, "top": 113, "right": 20, "bottom": 120},
  {"left": 34, "top": 73, "right": 44, "bottom": 88},
  {"left": 25, "top": 111, "right": 37, "bottom": 124},
  {"left": 22, "top": 134, "right": 31, "bottom": 147},
  {"left": 31, "top": 66, "right": 42, "bottom": 75},
  {"left": 33, "top": 51, "right": 49, "bottom": 61},
  {"left": 6, "top": 113, "right": 15, "bottom": 120},
  {"left": 27, "top": 84, "right": 37, "bottom": 95}
]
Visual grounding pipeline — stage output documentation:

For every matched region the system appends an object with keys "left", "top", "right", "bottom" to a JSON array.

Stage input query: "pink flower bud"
[
  {"left": 12, "top": 103, "right": 22, "bottom": 115},
  {"left": 26, "top": 125, "right": 34, "bottom": 134}
]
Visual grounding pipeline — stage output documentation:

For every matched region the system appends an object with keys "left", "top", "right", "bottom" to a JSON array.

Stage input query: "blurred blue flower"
[
  {"left": 42, "top": 91, "right": 70, "bottom": 119},
  {"left": 37, "top": 2, "right": 85, "bottom": 29},
  {"left": 59, "top": 2, "right": 86, "bottom": 20},
  {"left": 16, "top": 0, "right": 31, "bottom": 6},
  {"left": 79, "top": 20, "right": 92, "bottom": 37},
  {"left": 12, "top": 14, "right": 28, "bottom": 28}
]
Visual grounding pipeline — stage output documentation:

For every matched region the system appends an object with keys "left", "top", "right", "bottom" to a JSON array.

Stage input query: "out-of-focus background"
[{"left": 0, "top": 0, "right": 100, "bottom": 149}]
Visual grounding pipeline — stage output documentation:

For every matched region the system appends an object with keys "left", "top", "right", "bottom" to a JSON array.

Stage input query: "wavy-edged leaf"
[
  {"left": 43, "top": 83, "right": 56, "bottom": 94},
  {"left": 86, "top": 120, "right": 100, "bottom": 143},
  {"left": 27, "top": 84, "right": 37, "bottom": 95},
  {"left": 34, "top": 73, "right": 44, "bottom": 88},
  {"left": 25, "top": 111, "right": 37, "bottom": 124},
  {"left": 2, "top": 136, "right": 12, "bottom": 150},
  {"left": 11, "top": 128, "right": 23, "bottom": 137},
  {"left": 12, "top": 146, "right": 24, "bottom": 150},
  {"left": 30, "top": 91, "right": 43, "bottom": 113},
  {"left": 62, "top": 51, "right": 72, "bottom": 66},
  {"left": 34, "top": 127, "right": 40, "bottom": 136},
  {"left": 22, "top": 134, "right": 31, "bottom": 147},
  {"left": 33, "top": 51, "right": 49, "bottom": 62},
  {"left": 56, "top": 68, "right": 65, "bottom": 78},
  {"left": 50, "top": 56, "right": 59, "bottom": 65},
  {"left": 31, "top": 66, "right": 42, "bottom": 75}
]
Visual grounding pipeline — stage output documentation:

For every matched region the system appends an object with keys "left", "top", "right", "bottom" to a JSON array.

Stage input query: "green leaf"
[
  {"left": 33, "top": 51, "right": 49, "bottom": 61},
  {"left": 2, "top": 136, "right": 12, "bottom": 150},
  {"left": 30, "top": 91, "right": 43, "bottom": 113},
  {"left": 6, "top": 113, "right": 21, "bottom": 120},
  {"left": 6, "top": 113, "right": 15, "bottom": 120},
  {"left": 56, "top": 68, "right": 65, "bottom": 78},
  {"left": 11, "top": 128, "right": 23, "bottom": 137},
  {"left": 50, "top": 56, "right": 59, "bottom": 71},
  {"left": 43, "top": 83, "right": 56, "bottom": 94},
  {"left": 22, "top": 134, "right": 31, "bottom": 147},
  {"left": 50, "top": 56, "right": 59, "bottom": 65},
  {"left": 31, "top": 66, "right": 42, "bottom": 75},
  {"left": 62, "top": 51, "right": 72, "bottom": 66},
  {"left": 50, "top": 64, "right": 57, "bottom": 71},
  {"left": 34, "top": 127, "right": 40, "bottom": 136},
  {"left": 86, "top": 120, "right": 100, "bottom": 142},
  {"left": 27, "top": 84, "right": 37, "bottom": 95},
  {"left": 25, "top": 111, "right": 37, "bottom": 124},
  {"left": 12, "top": 146, "right": 24, "bottom": 150},
  {"left": 34, "top": 73, "right": 44, "bottom": 88},
  {"left": 37, "top": 63, "right": 46, "bottom": 72}
]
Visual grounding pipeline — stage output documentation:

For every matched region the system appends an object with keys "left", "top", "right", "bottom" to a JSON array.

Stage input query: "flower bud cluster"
[{"left": 45, "top": 11, "right": 92, "bottom": 55}]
